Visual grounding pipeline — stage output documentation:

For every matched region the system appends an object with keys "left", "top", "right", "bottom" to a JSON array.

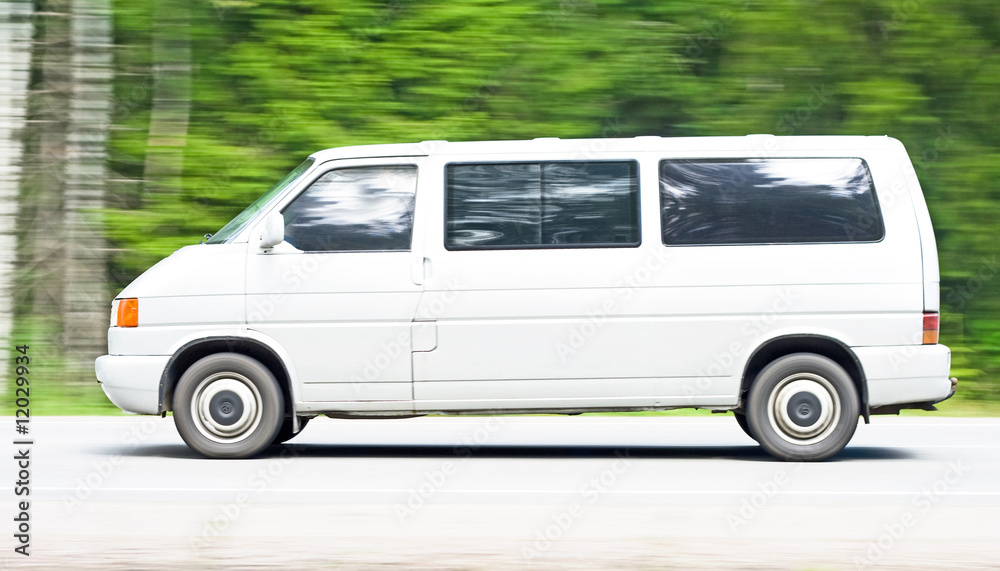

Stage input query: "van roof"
[{"left": 308, "top": 135, "right": 901, "bottom": 161}]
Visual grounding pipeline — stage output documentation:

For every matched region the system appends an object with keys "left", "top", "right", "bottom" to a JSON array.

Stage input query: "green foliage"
[
  {"left": 2, "top": 317, "right": 119, "bottom": 415},
  {"left": 103, "top": 0, "right": 1000, "bottom": 402}
]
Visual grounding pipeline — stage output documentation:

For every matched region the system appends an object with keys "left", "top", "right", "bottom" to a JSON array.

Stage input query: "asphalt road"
[{"left": 3, "top": 415, "right": 999, "bottom": 570}]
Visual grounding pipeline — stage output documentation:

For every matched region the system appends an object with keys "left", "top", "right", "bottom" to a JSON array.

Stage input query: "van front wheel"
[
  {"left": 173, "top": 353, "right": 285, "bottom": 459},
  {"left": 746, "top": 353, "right": 859, "bottom": 461}
]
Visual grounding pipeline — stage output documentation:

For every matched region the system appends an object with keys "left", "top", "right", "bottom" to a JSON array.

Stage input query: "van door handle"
[{"left": 411, "top": 257, "right": 430, "bottom": 285}]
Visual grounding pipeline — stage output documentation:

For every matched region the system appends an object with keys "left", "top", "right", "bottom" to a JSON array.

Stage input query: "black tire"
[
  {"left": 746, "top": 353, "right": 860, "bottom": 461},
  {"left": 734, "top": 412, "right": 757, "bottom": 442},
  {"left": 271, "top": 416, "right": 309, "bottom": 445},
  {"left": 173, "top": 353, "right": 285, "bottom": 459}
]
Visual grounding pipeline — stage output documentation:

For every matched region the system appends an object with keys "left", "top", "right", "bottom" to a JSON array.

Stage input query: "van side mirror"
[{"left": 258, "top": 212, "right": 285, "bottom": 250}]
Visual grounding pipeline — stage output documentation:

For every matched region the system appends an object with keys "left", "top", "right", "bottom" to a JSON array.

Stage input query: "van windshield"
[{"left": 206, "top": 158, "right": 315, "bottom": 244}]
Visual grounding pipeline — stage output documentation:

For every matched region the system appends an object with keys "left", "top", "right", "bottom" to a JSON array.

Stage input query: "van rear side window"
[
  {"left": 446, "top": 161, "right": 640, "bottom": 250},
  {"left": 659, "top": 158, "right": 883, "bottom": 245}
]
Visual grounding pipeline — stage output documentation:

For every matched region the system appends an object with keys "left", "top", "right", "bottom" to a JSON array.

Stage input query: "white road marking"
[{"left": 33, "top": 487, "right": 1000, "bottom": 496}]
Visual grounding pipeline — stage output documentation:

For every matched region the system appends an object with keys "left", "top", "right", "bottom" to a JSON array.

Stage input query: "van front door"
[{"left": 245, "top": 159, "right": 424, "bottom": 406}]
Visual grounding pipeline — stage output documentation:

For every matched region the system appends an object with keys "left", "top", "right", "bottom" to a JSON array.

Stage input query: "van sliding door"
[{"left": 413, "top": 155, "right": 673, "bottom": 409}]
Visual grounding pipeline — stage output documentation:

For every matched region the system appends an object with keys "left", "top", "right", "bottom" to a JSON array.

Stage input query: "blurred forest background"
[{"left": 1, "top": 0, "right": 998, "bottom": 413}]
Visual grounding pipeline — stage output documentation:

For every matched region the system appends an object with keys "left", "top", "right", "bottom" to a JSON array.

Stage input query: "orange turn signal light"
[
  {"left": 116, "top": 298, "right": 139, "bottom": 328},
  {"left": 922, "top": 312, "right": 939, "bottom": 345}
]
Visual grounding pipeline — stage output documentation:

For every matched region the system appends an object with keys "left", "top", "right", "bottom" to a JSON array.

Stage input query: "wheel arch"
[
  {"left": 158, "top": 337, "right": 293, "bottom": 416},
  {"left": 740, "top": 334, "right": 870, "bottom": 422}
]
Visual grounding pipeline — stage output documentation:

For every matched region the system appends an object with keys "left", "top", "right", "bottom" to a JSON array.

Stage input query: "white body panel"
[
  {"left": 95, "top": 355, "right": 168, "bottom": 414},
  {"left": 246, "top": 250, "right": 421, "bottom": 400},
  {"left": 95, "top": 135, "right": 953, "bottom": 419}
]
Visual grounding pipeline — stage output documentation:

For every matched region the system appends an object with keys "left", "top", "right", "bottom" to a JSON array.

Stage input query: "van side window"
[
  {"left": 659, "top": 158, "right": 883, "bottom": 245},
  {"left": 446, "top": 161, "right": 639, "bottom": 250},
  {"left": 282, "top": 165, "right": 417, "bottom": 252}
]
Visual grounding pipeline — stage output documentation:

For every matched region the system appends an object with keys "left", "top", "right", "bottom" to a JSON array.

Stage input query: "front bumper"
[{"left": 95, "top": 355, "right": 170, "bottom": 415}]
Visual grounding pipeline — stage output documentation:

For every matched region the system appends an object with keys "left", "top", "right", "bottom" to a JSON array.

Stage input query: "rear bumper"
[
  {"left": 869, "top": 376, "right": 957, "bottom": 415},
  {"left": 853, "top": 344, "right": 953, "bottom": 409},
  {"left": 95, "top": 355, "right": 169, "bottom": 415}
]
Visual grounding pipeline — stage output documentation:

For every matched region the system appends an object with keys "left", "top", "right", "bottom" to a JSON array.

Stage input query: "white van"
[{"left": 96, "top": 135, "right": 955, "bottom": 461}]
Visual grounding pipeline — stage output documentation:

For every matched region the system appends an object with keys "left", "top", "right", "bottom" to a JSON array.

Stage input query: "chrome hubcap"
[
  {"left": 767, "top": 373, "right": 840, "bottom": 445},
  {"left": 191, "top": 372, "right": 262, "bottom": 444}
]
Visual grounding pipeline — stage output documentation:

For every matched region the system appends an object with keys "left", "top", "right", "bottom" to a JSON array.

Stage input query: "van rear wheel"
[
  {"left": 746, "top": 353, "right": 859, "bottom": 461},
  {"left": 173, "top": 353, "right": 284, "bottom": 459}
]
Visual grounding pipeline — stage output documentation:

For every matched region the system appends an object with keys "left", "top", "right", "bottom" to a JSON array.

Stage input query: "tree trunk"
[
  {"left": 18, "top": 0, "right": 71, "bottom": 343},
  {"left": 143, "top": 0, "right": 190, "bottom": 195},
  {"left": 0, "top": 0, "right": 33, "bottom": 377},
  {"left": 62, "top": 0, "right": 112, "bottom": 368},
  {"left": 16, "top": 0, "right": 112, "bottom": 381}
]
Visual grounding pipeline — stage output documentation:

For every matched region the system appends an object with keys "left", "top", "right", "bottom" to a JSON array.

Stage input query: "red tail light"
[{"left": 922, "top": 312, "right": 939, "bottom": 345}]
